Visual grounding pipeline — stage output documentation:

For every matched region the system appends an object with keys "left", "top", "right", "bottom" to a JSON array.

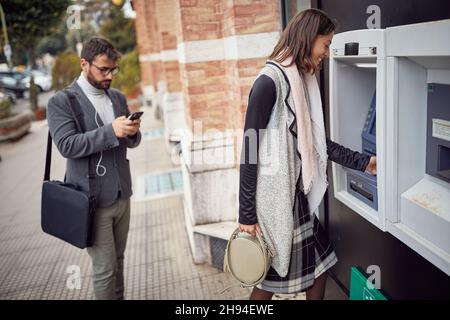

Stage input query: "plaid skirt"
[{"left": 257, "top": 177, "right": 338, "bottom": 294}]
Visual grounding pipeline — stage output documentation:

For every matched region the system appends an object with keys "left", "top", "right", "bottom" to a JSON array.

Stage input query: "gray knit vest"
[{"left": 254, "top": 61, "right": 306, "bottom": 277}]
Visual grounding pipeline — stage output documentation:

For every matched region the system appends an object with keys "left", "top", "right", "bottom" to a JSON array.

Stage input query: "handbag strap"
[
  {"left": 221, "top": 227, "right": 274, "bottom": 294},
  {"left": 44, "top": 89, "right": 97, "bottom": 201}
]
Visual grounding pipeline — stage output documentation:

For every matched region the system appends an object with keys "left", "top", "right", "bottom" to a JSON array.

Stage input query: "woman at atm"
[{"left": 238, "top": 8, "right": 377, "bottom": 300}]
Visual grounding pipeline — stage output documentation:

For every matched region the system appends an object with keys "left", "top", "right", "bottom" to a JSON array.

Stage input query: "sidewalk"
[
  {"left": 0, "top": 103, "right": 323, "bottom": 300},
  {"left": 0, "top": 105, "right": 258, "bottom": 300},
  {"left": 11, "top": 91, "right": 54, "bottom": 115}
]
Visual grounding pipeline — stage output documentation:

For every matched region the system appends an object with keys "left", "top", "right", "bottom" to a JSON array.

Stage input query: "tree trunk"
[
  {"left": 28, "top": 47, "right": 38, "bottom": 111},
  {"left": 29, "top": 75, "right": 38, "bottom": 111},
  {"left": 28, "top": 47, "right": 36, "bottom": 69}
]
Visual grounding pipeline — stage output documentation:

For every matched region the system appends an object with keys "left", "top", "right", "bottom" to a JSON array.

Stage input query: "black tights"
[{"left": 249, "top": 272, "right": 327, "bottom": 300}]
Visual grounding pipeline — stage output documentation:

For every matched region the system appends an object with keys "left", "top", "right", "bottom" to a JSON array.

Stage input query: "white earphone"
[{"left": 94, "top": 110, "right": 106, "bottom": 177}]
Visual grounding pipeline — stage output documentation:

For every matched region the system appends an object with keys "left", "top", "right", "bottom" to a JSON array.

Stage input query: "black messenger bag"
[{"left": 41, "top": 90, "right": 97, "bottom": 249}]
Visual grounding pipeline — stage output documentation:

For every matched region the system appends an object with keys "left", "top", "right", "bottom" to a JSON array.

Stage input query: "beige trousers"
[{"left": 87, "top": 198, "right": 130, "bottom": 300}]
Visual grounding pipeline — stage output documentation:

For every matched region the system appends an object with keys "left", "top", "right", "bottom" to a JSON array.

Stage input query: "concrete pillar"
[
  {"left": 176, "top": 0, "right": 282, "bottom": 263},
  {"left": 134, "top": 0, "right": 282, "bottom": 266}
]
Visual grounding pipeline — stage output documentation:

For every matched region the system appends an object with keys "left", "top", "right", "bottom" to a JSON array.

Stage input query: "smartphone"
[{"left": 128, "top": 111, "right": 144, "bottom": 121}]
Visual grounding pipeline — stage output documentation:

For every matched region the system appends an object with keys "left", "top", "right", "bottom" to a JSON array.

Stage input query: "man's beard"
[{"left": 87, "top": 70, "right": 111, "bottom": 90}]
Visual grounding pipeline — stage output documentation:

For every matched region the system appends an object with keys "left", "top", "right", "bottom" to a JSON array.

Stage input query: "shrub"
[
  {"left": 0, "top": 96, "right": 11, "bottom": 120},
  {"left": 112, "top": 50, "right": 140, "bottom": 96},
  {"left": 52, "top": 51, "right": 81, "bottom": 91}
]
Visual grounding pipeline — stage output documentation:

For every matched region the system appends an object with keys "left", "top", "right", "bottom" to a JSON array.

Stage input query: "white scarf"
[{"left": 278, "top": 57, "right": 328, "bottom": 214}]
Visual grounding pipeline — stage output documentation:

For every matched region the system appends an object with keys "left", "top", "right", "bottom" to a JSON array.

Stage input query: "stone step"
[{"left": 193, "top": 220, "right": 237, "bottom": 241}]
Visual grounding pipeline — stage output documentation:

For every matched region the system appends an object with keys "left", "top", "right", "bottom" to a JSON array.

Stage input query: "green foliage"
[
  {"left": 1, "top": 0, "right": 72, "bottom": 66},
  {"left": 100, "top": 8, "right": 136, "bottom": 54},
  {"left": 36, "top": 20, "right": 68, "bottom": 57},
  {"left": 52, "top": 51, "right": 81, "bottom": 91},
  {"left": 65, "top": 21, "right": 97, "bottom": 54},
  {"left": 111, "top": 50, "right": 140, "bottom": 96},
  {"left": 0, "top": 95, "right": 11, "bottom": 120},
  {"left": 36, "top": 35, "right": 67, "bottom": 57}
]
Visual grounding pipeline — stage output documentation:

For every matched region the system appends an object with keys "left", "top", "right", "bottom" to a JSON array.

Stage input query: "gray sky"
[{"left": 123, "top": 0, "right": 136, "bottom": 19}]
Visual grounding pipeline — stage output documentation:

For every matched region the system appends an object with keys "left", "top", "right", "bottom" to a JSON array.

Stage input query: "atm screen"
[
  {"left": 362, "top": 92, "right": 377, "bottom": 155},
  {"left": 426, "top": 83, "right": 450, "bottom": 183},
  {"left": 370, "top": 115, "right": 376, "bottom": 136}
]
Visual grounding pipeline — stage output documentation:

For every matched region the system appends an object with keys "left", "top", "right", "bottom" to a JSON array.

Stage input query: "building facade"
[
  {"left": 133, "top": 0, "right": 290, "bottom": 265},
  {"left": 133, "top": 0, "right": 450, "bottom": 299}
]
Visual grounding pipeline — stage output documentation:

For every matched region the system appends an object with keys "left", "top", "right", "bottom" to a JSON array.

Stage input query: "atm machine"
[
  {"left": 330, "top": 20, "right": 450, "bottom": 278},
  {"left": 384, "top": 20, "right": 450, "bottom": 277},
  {"left": 346, "top": 92, "right": 378, "bottom": 210},
  {"left": 426, "top": 83, "right": 450, "bottom": 183},
  {"left": 329, "top": 28, "right": 386, "bottom": 231}
]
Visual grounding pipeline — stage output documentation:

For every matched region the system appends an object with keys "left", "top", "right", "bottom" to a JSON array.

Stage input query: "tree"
[
  {"left": 1, "top": 0, "right": 71, "bottom": 110},
  {"left": 111, "top": 50, "right": 140, "bottom": 96},
  {"left": 52, "top": 51, "right": 81, "bottom": 91},
  {"left": 2, "top": 0, "right": 72, "bottom": 67},
  {"left": 36, "top": 21, "right": 68, "bottom": 57},
  {"left": 65, "top": 21, "right": 97, "bottom": 54},
  {"left": 100, "top": 6, "right": 136, "bottom": 54},
  {"left": 36, "top": 35, "right": 67, "bottom": 57}
]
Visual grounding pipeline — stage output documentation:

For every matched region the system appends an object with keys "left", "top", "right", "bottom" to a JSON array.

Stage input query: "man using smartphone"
[{"left": 47, "top": 37, "right": 141, "bottom": 300}]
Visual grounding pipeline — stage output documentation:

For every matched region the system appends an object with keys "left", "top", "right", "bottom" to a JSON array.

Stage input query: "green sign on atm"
[{"left": 350, "top": 267, "right": 388, "bottom": 300}]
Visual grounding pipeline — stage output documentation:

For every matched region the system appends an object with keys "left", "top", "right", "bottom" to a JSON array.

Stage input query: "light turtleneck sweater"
[{"left": 76, "top": 73, "right": 115, "bottom": 125}]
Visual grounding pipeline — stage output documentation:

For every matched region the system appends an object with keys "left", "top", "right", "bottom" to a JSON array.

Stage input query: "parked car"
[
  {"left": 0, "top": 74, "right": 28, "bottom": 98},
  {"left": 1, "top": 70, "right": 52, "bottom": 93},
  {"left": 0, "top": 71, "right": 27, "bottom": 81},
  {"left": 22, "top": 70, "right": 53, "bottom": 92}
]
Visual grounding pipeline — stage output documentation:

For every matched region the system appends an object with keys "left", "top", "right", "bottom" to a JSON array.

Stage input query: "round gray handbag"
[{"left": 222, "top": 227, "right": 274, "bottom": 293}]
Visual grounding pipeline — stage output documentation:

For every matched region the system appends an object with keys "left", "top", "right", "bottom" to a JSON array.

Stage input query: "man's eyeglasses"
[{"left": 90, "top": 63, "right": 120, "bottom": 76}]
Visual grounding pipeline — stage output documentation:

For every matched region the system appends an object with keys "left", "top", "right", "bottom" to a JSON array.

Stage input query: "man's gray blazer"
[{"left": 47, "top": 80, "right": 141, "bottom": 208}]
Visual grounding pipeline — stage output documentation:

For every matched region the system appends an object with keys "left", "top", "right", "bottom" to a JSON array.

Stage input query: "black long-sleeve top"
[{"left": 239, "top": 75, "right": 371, "bottom": 225}]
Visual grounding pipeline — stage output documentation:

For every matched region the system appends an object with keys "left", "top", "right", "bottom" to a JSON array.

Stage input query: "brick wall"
[
  {"left": 230, "top": 1, "right": 281, "bottom": 129},
  {"left": 133, "top": 1, "right": 283, "bottom": 262},
  {"left": 232, "top": 0, "right": 281, "bottom": 35},
  {"left": 156, "top": 0, "right": 182, "bottom": 94},
  {"left": 133, "top": 0, "right": 152, "bottom": 86},
  {"left": 178, "top": 0, "right": 223, "bottom": 41},
  {"left": 178, "top": 0, "right": 281, "bottom": 134},
  {"left": 134, "top": 0, "right": 165, "bottom": 91},
  {"left": 134, "top": 0, "right": 282, "bottom": 133}
]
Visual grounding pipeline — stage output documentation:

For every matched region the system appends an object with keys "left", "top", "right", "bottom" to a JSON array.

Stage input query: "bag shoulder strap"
[
  {"left": 44, "top": 131, "right": 53, "bottom": 181},
  {"left": 44, "top": 89, "right": 96, "bottom": 200},
  {"left": 63, "top": 88, "right": 86, "bottom": 132},
  {"left": 105, "top": 88, "right": 128, "bottom": 118}
]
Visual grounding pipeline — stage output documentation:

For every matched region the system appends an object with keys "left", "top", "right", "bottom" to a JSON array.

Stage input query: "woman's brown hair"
[{"left": 269, "top": 9, "right": 335, "bottom": 74}]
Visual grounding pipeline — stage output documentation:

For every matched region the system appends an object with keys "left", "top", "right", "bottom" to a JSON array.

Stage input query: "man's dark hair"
[{"left": 80, "top": 37, "right": 121, "bottom": 63}]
